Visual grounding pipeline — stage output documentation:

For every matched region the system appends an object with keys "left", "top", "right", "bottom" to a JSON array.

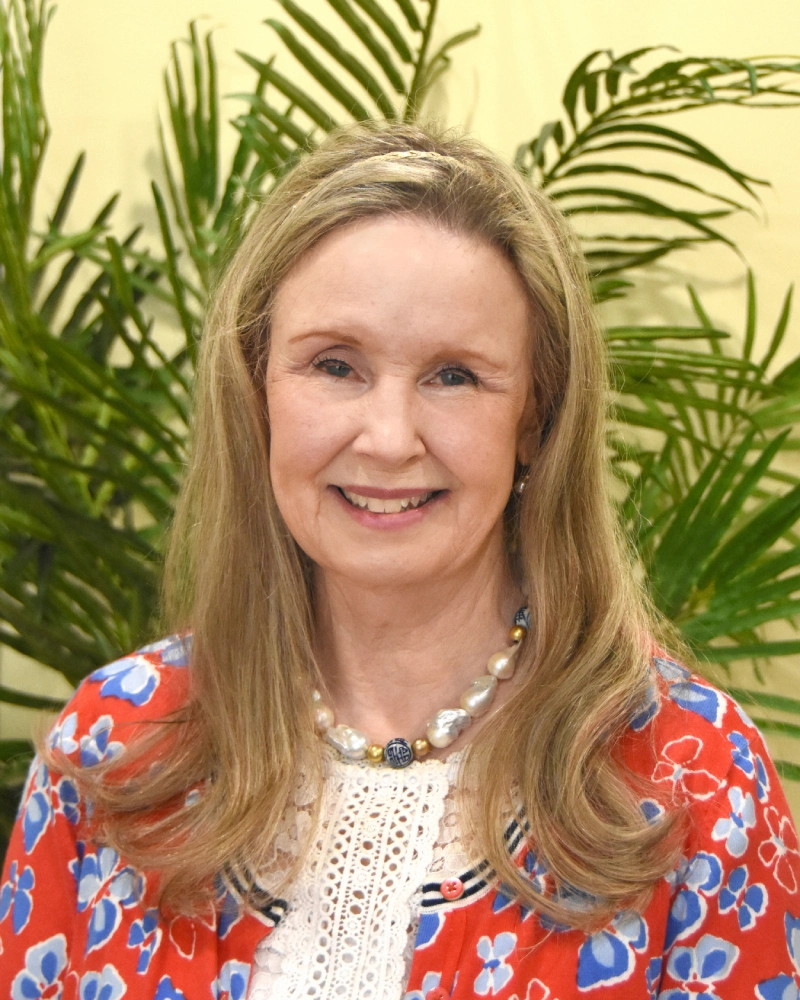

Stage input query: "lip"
[
  {"left": 338, "top": 485, "right": 443, "bottom": 500},
  {"left": 329, "top": 485, "right": 446, "bottom": 529}
]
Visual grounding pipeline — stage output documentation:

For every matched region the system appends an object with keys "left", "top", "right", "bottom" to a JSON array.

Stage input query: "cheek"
[
  {"left": 267, "top": 382, "right": 342, "bottom": 496},
  {"left": 431, "top": 405, "right": 520, "bottom": 494}
]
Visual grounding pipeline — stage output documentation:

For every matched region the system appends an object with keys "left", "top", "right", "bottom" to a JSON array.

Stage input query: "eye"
[
  {"left": 434, "top": 366, "right": 478, "bottom": 387},
  {"left": 314, "top": 356, "right": 352, "bottom": 379}
]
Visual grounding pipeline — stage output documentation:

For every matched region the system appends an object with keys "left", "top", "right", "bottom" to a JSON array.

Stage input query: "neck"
[{"left": 313, "top": 547, "right": 522, "bottom": 748}]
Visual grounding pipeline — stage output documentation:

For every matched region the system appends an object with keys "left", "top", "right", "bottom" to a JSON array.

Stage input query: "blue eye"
[
  {"left": 315, "top": 357, "right": 352, "bottom": 378},
  {"left": 438, "top": 367, "right": 476, "bottom": 387}
]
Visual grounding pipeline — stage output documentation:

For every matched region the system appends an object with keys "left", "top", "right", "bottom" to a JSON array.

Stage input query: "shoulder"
[
  {"left": 624, "top": 652, "right": 774, "bottom": 812},
  {"left": 48, "top": 634, "right": 192, "bottom": 768}
]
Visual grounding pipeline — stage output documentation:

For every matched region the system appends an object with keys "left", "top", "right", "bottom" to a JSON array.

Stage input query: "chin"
[{"left": 315, "top": 550, "right": 455, "bottom": 591}]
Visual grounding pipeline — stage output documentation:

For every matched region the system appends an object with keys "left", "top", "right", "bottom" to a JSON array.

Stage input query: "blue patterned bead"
[
  {"left": 384, "top": 737, "right": 414, "bottom": 769},
  {"left": 514, "top": 606, "right": 530, "bottom": 630}
]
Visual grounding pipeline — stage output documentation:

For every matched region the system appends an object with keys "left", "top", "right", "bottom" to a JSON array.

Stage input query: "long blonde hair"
[{"left": 51, "top": 121, "right": 683, "bottom": 927}]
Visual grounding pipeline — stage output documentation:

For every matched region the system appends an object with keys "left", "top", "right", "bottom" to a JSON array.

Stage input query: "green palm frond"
[
  {"left": 154, "top": 0, "right": 479, "bottom": 311},
  {"left": 516, "top": 49, "right": 800, "bottom": 297},
  {"left": 611, "top": 278, "right": 800, "bottom": 759},
  {"left": 0, "top": 0, "right": 188, "bottom": 678},
  {"left": 1, "top": 0, "right": 800, "bottom": 805}
]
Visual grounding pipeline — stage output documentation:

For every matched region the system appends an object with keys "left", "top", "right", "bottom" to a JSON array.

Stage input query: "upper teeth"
[{"left": 341, "top": 490, "right": 434, "bottom": 513}]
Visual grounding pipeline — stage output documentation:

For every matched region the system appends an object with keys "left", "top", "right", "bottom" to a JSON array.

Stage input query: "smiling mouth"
[{"left": 338, "top": 488, "right": 441, "bottom": 513}]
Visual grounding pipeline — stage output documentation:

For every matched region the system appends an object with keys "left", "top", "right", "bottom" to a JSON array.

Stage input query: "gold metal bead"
[
  {"left": 412, "top": 738, "right": 431, "bottom": 758},
  {"left": 509, "top": 624, "right": 527, "bottom": 644},
  {"left": 366, "top": 744, "right": 385, "bottom": 764}
]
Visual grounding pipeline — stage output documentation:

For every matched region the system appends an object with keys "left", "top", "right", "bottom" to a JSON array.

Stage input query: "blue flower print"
[
  {"left": 475, "top": 931, "right": 517, "bottom": 995},
  {"left": 756, "top": 754, "right": 770, "bottom": 803},
  {"left": 212, "top": 960, "right": 251, "bottom": 1000},
  {"left": 683, "top": 852, "right": 723, "bottom": 895},
  {"left": 729, "top": 731, "right": 755, "bottom": 777},
  {"left": 729, "top": 733, "right": 770, "bottom": 803},
  {"left": 646, "top": 956, "right": 662, "bottom": 998},
  {"left": 404, "top": 972, "right": 443, "bottom": 1000},
  {"left": 56, "top": 776, "right": 80, "bottom": 825},
  {"left": 414, "top": 911, "right": 444, "bottom": 949},
  {"left": 21, "top": 761, "right": 53, "bottom": 854},
  {"left": 78, "top": 964, "right": 126, "bottom": 1000},
  {"left": 665, "top": 852, "right": 722, "bottom": 949},
  {"left": 659, "top": 992, "right": 712, "bottom": 1000},
  {"left": 184, "top": 787, "right": 201, "bottom": 808},
  {"left": 666, "top": 934, "right": 739, "bottom": 992},
  {"left": 718, "top": 865, "right": 767, "bottom": 930},
  {"left": 88, "top": 866, "right": 140, "bottom": 953},
  {"left": 11, "top": 933, "right": 67, "bottom": 1000},
  {"left": 79, "top": 716, "right": 123, "bottom": 768},
  {"left": 668, "top": 681, "right": 726, "bottom": 726},
  {"left": 790, "top": 913, "right": 800, "bottom": 968},
  {"left": 494, "top": 852, "right": 549, "bottom": 918},
  {"left": 756, "top": 913, "right": 800, "bottom": 1000},
  {"left": 492, "top": 884, "right": 518, "bottom": 915},
  {"left": 640, "top": 799, "right": 665, "bottom": 825},
  {"left": 77, "top": 847, "right": 121, "bottom": 909},
  {"left": 216, "top": 885, "right": 244, "bottom": 939},
  {"left": 154, "top": 976, "right": 187, "bottom": 1000},
  {"left": 0, "top": 860, "right": 35, "bottom": 933},
  {"left": 48, "top": 712, "right": 79, "bottom": 755},
  {"left": 76, "top": 846, "right": 140, "bottom": 953},
  {"left": 89, "top": 652, "right": 160, "bottom": 706},
  {"left": 756, "top": 976, "right": 800, "bottom": 1000},
  {"left": 712, "top": 786, "right": 756, "bottom": 858},
  {"left": 653, "top": 656, "right": 691, "bottom": 682},
  {"left": 139, "top": 633, "right": 191, "bottom": 666},
  {"left": 128, "top": 908, "right": 162, "bottom": 973},
  {"left": 630, "top": 684, "right": 658, "bottom": 731},
  {"left": 538, "top": 881, "right": 598, "bottom": 934},
  {"left": 524, "top": 850, "right": 549, "bottom": 891},
  {"left": 576, "top": 910, "right": 647, "bottom": 989}
]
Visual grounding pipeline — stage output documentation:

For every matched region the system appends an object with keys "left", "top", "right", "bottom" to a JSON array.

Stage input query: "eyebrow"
[{"left": 286, "top": 328, "right": 365, "bottom": 347}]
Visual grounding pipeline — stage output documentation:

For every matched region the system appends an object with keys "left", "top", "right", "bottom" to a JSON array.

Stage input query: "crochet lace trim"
[{"left": 247, "top": 750, "right": 469, "bottom": 999}]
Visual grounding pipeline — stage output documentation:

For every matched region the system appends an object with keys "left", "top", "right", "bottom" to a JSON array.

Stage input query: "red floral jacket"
[{"left": 1, "top": 636, "right": 799, "bottom": 999}]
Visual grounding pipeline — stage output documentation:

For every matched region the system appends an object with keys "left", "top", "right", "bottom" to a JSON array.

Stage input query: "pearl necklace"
[{"left": 313, "top": 608, "right": 529, "bottom": 768}]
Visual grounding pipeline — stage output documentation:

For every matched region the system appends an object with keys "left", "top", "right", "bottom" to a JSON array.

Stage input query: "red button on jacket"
[
  {"left": 440, "top": 877, "right": 464, "bottom": 900},
  {"left": 425, "top": 988, "right": 450, "bottom": 1000}
]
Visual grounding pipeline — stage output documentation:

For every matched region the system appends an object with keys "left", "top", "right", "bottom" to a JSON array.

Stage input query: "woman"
[{"left": 1, "top": 122, "right": 798, "bottom": 999}]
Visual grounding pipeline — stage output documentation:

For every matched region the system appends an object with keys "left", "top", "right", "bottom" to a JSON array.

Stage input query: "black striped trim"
[
  {"left": 259, "top": 897, "right": 289, "bottom": 926},
  {"left": 222, "top": 865, "right": 289, "bottom": 927},
  {"left": 419, "top": 815, "right": 528, "bottom": 911}
]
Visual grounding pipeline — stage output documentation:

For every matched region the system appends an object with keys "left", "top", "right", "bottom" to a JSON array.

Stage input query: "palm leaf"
[{"left": 516, "top": 48, "right": 800, "bottom": 297}]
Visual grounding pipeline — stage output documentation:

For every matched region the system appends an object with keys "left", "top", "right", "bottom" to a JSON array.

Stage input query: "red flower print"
[
  {"left": 653, "top": 737, "right": 722, "bottom": 801},
  {"left": 758, "top": 806, "right": 800, "bottom": 894}
]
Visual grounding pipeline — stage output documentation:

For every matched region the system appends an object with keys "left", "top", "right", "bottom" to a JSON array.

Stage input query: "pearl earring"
[{"left": 514, "top": 466, "right": 530, "bottom": 496}]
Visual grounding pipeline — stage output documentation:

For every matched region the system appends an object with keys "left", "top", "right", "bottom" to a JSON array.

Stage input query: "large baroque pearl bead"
[
  {"left": 487, "top": 644, "right": 519, "bottom": 680},
  {"left": 325, "top": 724, "right": 369, "bottom": 760},
  {"left": 426, "top": 708, "right": 471, "bottom": 749},
  {"left": 460, "top": 674, "right": 498, "bottom": 717}
]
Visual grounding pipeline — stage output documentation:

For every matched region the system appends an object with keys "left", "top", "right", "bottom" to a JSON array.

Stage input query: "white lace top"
[{"left": 247, "top": 750, "right": 468, "bottom": 999}]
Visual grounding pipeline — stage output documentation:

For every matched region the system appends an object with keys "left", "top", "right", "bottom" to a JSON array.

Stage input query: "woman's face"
[{"left": 266, "top": 215, "right": 533, "bottom": 591}]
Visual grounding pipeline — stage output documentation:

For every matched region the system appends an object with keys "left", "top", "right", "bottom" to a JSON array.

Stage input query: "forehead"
[{"left": 270, "top": 215, "right": 532, "bottom": 357}]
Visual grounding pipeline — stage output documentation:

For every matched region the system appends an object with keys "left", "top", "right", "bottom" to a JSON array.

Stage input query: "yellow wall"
[
  {"left": 37, "top": 0, "right": 800, "bottom": 335},
  {"left": 3, "top": 0, "right": 800, "bottom": 813}
]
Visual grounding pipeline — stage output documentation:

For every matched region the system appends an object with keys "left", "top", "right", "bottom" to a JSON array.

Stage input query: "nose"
[{"left": 350, "top": 377, "right": 426, "bottom": 467}]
